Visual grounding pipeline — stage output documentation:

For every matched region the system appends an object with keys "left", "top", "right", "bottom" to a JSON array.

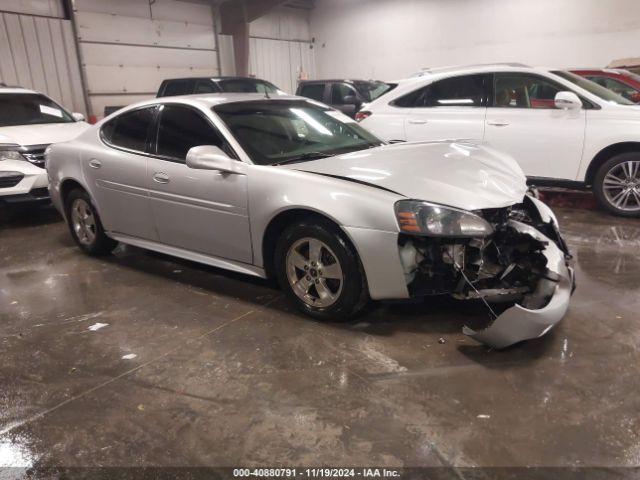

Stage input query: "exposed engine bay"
[{"left": 398, "top": 195, "right": 575, "bottom": 348}]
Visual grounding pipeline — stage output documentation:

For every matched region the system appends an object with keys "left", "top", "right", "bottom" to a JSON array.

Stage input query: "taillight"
[{"left": 355, "top": 111, "right": 371, "bottom": 122}]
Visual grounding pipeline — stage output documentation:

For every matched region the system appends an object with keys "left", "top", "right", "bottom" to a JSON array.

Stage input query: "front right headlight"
[{"left": 395, "top": 200, "right": 493, "bottom": 237}]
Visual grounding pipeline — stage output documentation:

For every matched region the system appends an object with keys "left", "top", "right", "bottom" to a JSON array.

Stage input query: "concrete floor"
[{"left": 1, "top": 203, "right": 639, "bottom": 475}]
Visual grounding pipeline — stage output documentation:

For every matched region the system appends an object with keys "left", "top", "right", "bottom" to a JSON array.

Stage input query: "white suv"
[
  {"left": 359, "top": 64, "right": 640, "bottom": 217},
  {"left": 0, "top": 86, "right": 89, "bottom": 204}
]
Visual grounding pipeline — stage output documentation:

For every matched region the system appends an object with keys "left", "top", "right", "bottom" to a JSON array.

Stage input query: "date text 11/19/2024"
[{"left": 233, "top": 468, "right": 401, "bottom": 478}]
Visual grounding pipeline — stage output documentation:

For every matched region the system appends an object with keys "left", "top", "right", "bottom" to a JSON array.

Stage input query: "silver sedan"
[{"left": 46, "top": 93, "right": 574, "bottom": 348}]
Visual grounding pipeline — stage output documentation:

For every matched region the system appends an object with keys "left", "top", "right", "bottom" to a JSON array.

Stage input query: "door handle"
[
  {"left": 153, "top": 172, "right": 170, "bottom": 184},
  {"left": 88, "top": 159, "right": 102, "bottom": 169},
  {"left": 408, "top": 119, "right": 428, "bottom": 125},
  {"left": 487, "top": 120, "right": 510, "bottom": 127}
]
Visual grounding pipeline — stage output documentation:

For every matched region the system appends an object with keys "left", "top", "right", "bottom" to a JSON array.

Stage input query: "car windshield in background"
[
  {"left": 354, "top": 81, "right": 394, "bottom": 101},
  {"left": 217, "top": 79, "right": 278, "bottom": 94},
  {"left": 0, "top": 93, "right": 74, "bottom": 127},
  {"left": 214, "top": 100, "right": 384, "bottom": 166},
  {"left": 553, "top": 71, "right": 635, "bottom": 105}
]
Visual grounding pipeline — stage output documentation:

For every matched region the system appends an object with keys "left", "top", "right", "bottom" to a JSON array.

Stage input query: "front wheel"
[
  {"left": 64, "top": 189, "right": 118, "bottom": 255},
  {"left": 274, "top": 220, "right": 369, "bottom": 321},
  {"left": 593, "top": 153, "right": 640, "bottom": 217}
]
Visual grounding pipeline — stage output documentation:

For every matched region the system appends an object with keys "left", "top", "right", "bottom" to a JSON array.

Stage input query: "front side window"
[
  {"left": 214, "top": 100, "right": 383, "bottom": 166},
  {"left": 494, "top": 73, "right": 566, "bottom": 109},
  {"left": 393, "top": 74, "right": 487, "bottom": 108},
  {"left": 218, "top": 79, "right": 278, "bottom": 94},
  {"left": 298, "top": 84, "right": 325, "bottom": 102},
  {"left": 0, "top": 93, "right": 74, "bottom": 127},
  {"left": 102, "top": 106, "right": 156, "bottom": 152},
  {"left": 331, "top": 83, "right": 359, "bottom": 104},
  {"left": 195, "top": 80, "right": 219, "bottom": 94},
  {"left": 155, "top": 105, "right": 225, "bottom": 161}
]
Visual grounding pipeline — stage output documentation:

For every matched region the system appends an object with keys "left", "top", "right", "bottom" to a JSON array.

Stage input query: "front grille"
[
  {"left": 19, "top": 144, "right": 49, "bottom": 169},
  {"left": 0, "top": 174, "right": 24, "bottom": 188}
]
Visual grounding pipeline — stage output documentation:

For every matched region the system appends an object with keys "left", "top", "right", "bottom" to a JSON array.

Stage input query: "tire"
[
  {"left": 274, "top": 218, "right": 369, "bottom": 321},
  {"left": 593, "top": 152, "right": 640, "bottom": 217},
  {"left": 64, "top": 188, "right": 118, "bottom": 255}
]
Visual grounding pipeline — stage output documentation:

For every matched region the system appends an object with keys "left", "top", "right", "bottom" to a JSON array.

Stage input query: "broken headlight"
[{"left": 395, "top": 200, "right": 493, "bottom": 237}]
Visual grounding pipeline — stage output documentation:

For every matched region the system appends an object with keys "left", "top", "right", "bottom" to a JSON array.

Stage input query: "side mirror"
[
  {"left": 186, "top": 145, "right": 244, "bottom": 174},
  {"left": 342, "top": 95, "right": 360, "bottom": 106},
  {"left": 554, "top": 91, "right": 582, "bottom": 110},
  {"left": 72, "top": 112, "right": 86, "bottom": 122}
]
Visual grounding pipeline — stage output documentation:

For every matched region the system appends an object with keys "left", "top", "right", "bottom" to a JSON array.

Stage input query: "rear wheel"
[
  {"left": 274, "top": 219, "right": 369, "bottom": 321},
  {"left": 64, "top": 189, "right": 117, "bottom": 255},
  {"left": 593, "top": 153, "right": 640, "bottom": 217}
]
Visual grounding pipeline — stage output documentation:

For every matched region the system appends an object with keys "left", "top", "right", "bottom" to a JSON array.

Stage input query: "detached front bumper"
[{"left": 463, "top": 220, "right": 575, "bottom": 349}]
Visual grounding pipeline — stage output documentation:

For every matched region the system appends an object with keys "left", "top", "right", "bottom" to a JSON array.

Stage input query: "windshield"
[
  {"left": 0, "top": 93, "right": 74, "bottom": 127},
  {"left": 217, "top": 79, "right": 279, "bottom": 94},
  {"left": 553, "top": 71, "right": 635, "bottom": 105},
  {"left": 214, "top": 100, "right": 384, "bottom": 166},
  {"left": 354, "top": 81, "right": 394, "bottom": 102}
]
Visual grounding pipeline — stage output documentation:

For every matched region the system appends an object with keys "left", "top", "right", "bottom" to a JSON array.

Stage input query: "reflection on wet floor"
[{"left": 1, "top": 203, "right": 640, "bottom": 471}]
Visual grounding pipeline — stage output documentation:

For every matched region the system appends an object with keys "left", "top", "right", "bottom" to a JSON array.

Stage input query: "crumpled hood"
[
  {"left": 286, "top": 141, "right": 527, "bottom": 211},
  {"left": 0, "top": 122, "right": 90, "bottom": 147}
]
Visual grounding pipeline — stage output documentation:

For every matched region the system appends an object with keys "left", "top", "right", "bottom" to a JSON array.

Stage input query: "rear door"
[
  {"left": 297, "top": 82, "right": 327, "bottom": 104},
  {"left": 483, "top": 72, "right": 586, "bottom": 180},
  {"left": 146, "top": 104, "right": 252, "bottom": 262},
  {"left": 86, "top": 106, "right": 158, "bottom": 240},
  {"left": 400, "top": 74, "right": 489, "bottom": 142}
]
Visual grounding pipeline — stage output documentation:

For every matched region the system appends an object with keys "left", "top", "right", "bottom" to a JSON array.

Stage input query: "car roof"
[
  {"left": 162, "top": 76, "right": 273, "bottom": 82},
  {"left": 0, "top": 86, "right": 39, "bottom": 94},
  {"left": 298, "top": 79, "right": 382, "bottom": 84},
  {"left": 112, "top": 92, "right": 310, "bottom": 114}
]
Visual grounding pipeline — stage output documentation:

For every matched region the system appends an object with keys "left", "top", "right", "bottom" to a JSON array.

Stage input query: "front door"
[
  {"left": 147, "top": 104, "right": 252, "bottom": 263},
  {"left": 84, "top": 106, "right": 157, "bottom": 240},
  {"left": 402, "top": 73, "right": 489, "bottom": 142},
  {"left": 483, "top": 72, "right": 586, "bottom": 180},
  {"left": 329, "top": 82, "right": 361, "bottom": 118}
]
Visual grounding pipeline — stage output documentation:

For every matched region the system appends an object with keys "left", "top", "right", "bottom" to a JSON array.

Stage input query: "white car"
[
  {"left": 46, "top": 93, "right": 573, "bottom": 348},
  {"left": 0, "top": 86, "right": 89, "bottom": 204},
  {"left": 358, "top": 64, "right": 640, "bottom": 217}
]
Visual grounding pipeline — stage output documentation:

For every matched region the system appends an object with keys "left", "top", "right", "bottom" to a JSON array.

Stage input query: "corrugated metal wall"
[
  {"left": 0, "top": 10, "right": 87, "bottom": 115},
  {"left": 73, "top": 0, "right": 219, "bottom": 118},
  {"left": 248, "top": 7, "right": 316, "bottom": 93}
]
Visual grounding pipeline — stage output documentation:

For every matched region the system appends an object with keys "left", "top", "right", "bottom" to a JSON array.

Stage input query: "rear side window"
[
  {"left": 393, "top": 74, "right": 487, "bottom": 107},
  {"left": 160, "top": 80, "right": 193, "bottom": 97},
  {"left": 102, "top": 106, "right": 156, "bottom": 152},
  {"left": 298, "top": 83, "right": 325, "bottom": 102},
  {"left": 155, "top": 105, "right": 225, "bottom": 161}
]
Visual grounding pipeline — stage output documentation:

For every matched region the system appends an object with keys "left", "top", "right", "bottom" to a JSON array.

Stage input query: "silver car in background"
[{"left": 46, "top": 93, "right": 574, "bottom": 348}]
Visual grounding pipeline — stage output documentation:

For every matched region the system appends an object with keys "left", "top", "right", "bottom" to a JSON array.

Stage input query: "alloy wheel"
[
  {"left": 603, "top": 160, "right": 640, "bottom": 212},
  {"left": 71, "top": 198, "right": 97, "bottom": 246},
  {"left": 286, "top": 237, "right": 344, "bottom": 308}
]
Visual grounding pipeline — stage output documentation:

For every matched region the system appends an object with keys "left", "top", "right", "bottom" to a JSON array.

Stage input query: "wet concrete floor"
[{"left": 1, "top": 204, "right": 639, "bottom": 474}]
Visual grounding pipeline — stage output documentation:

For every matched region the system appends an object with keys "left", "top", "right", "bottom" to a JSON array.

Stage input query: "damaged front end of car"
[{"left": 396, "top": 195, "right": 575, "bottom": 349}]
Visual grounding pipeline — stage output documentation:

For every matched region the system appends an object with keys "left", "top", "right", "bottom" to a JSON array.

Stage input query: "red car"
[{"left": 571, "top": 69, "right": 640, "bottom": 103}]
